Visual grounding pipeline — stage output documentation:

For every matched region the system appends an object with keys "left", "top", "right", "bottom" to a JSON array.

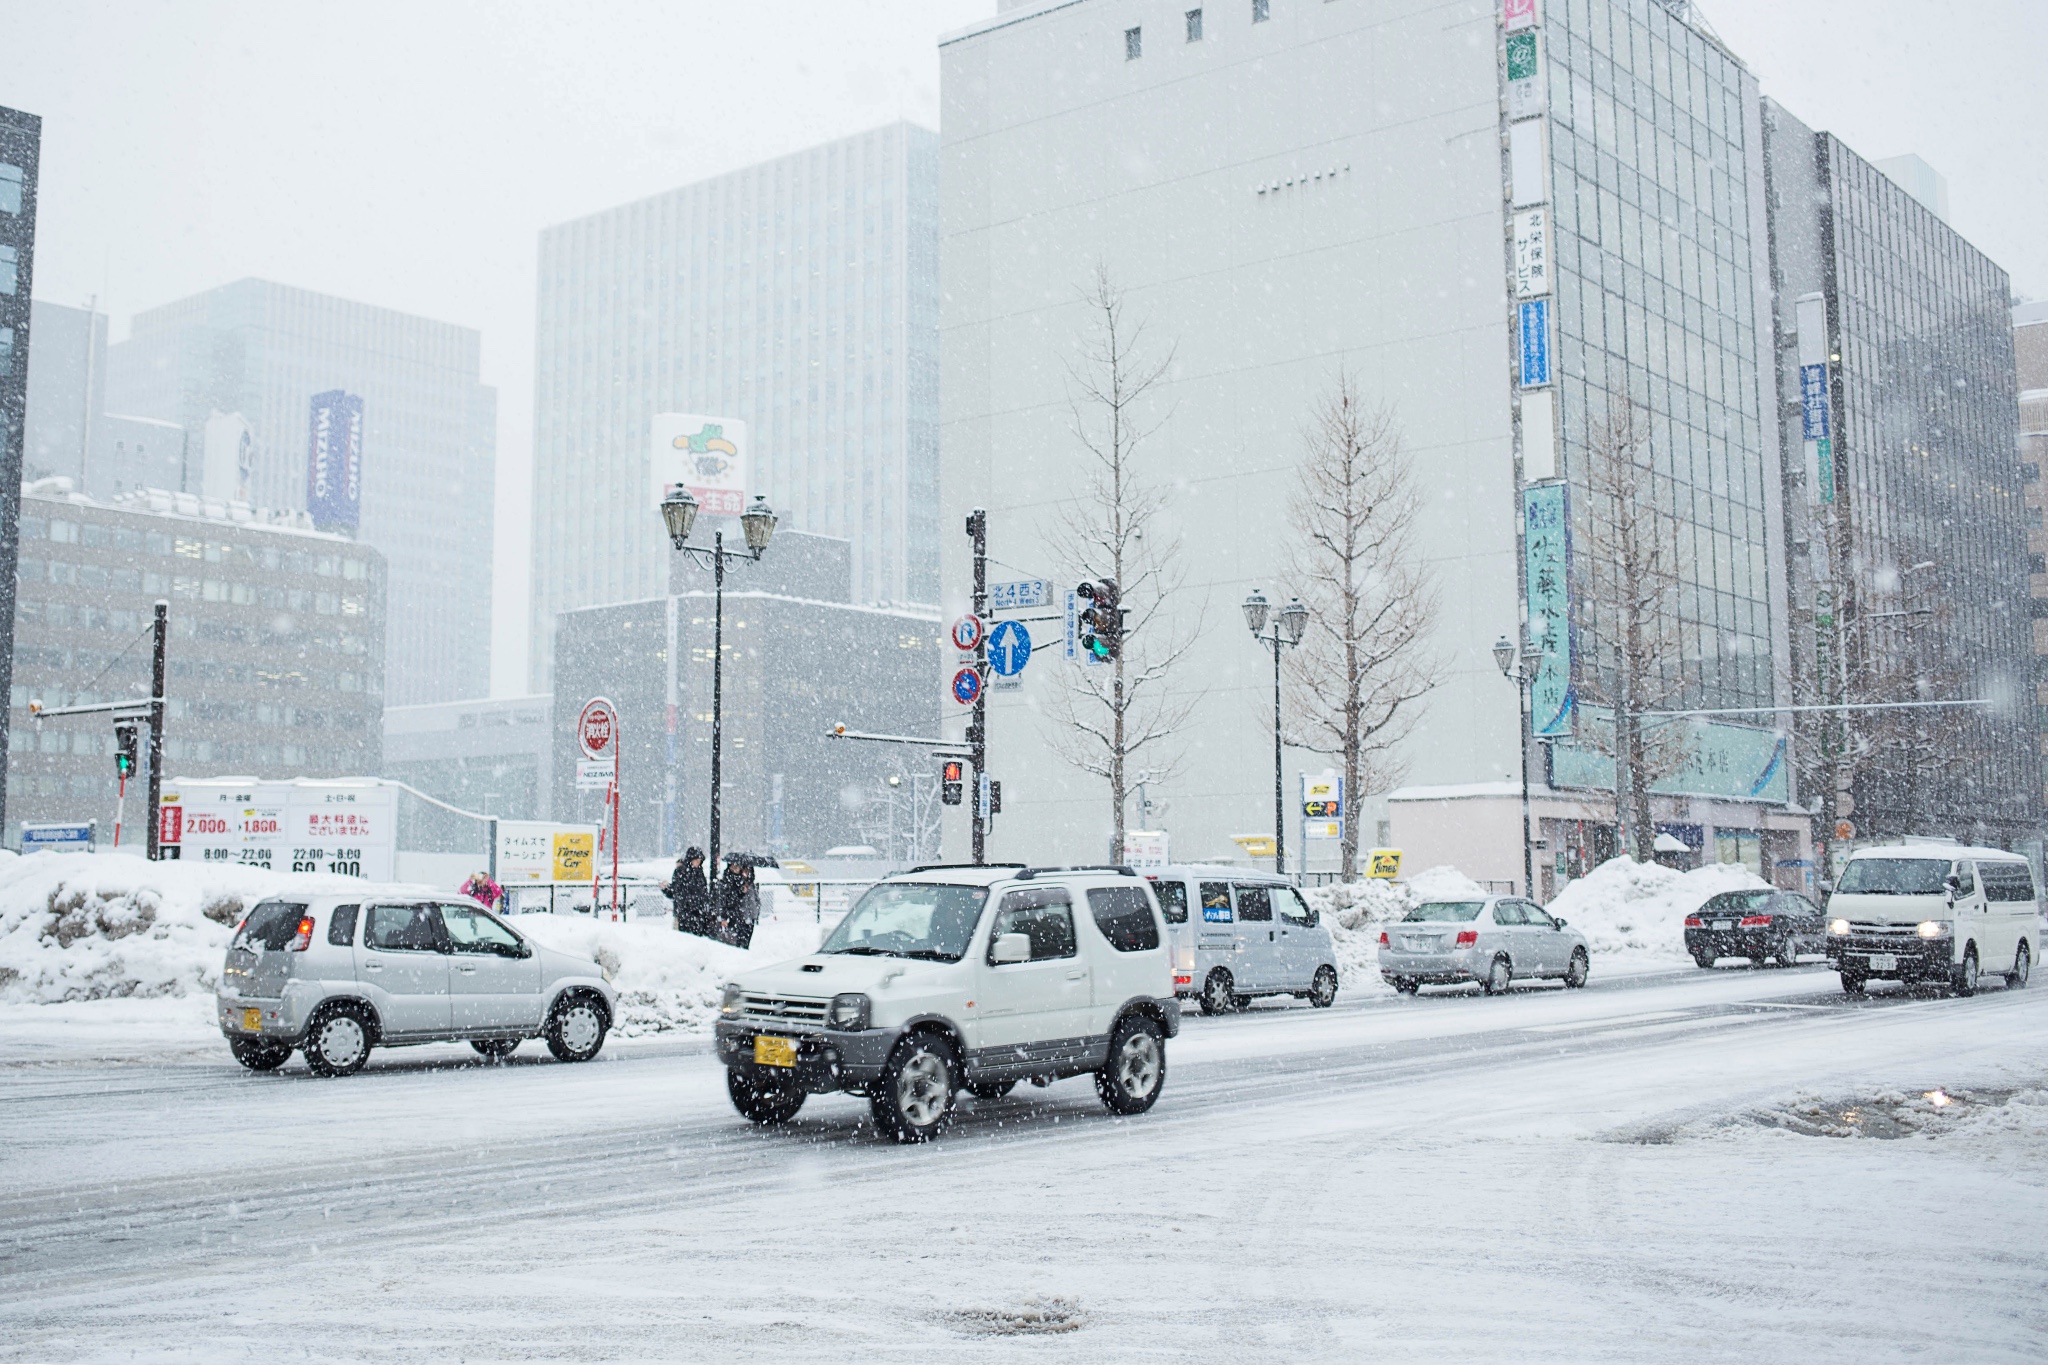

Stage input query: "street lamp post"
[
  {"left": 1243, "top": 590, "right": 1309, "bottom": 876},
  {"left": 1494, "top": 633, "right": 1546, "bottom": 900},
  {"left": 661, "top": 487, "right": 778, "bottom": 880}
]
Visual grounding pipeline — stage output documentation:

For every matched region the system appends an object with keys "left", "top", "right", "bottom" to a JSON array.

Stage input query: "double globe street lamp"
[
  {"left": 1243, "top": 589, "right": 1309, "bottom": 876},
  {"left": 661, "top": 484, "right": 778, "bottom": 881},
  {"left": 1493, "top": 632, "right": 1546, "bottom": 900}
]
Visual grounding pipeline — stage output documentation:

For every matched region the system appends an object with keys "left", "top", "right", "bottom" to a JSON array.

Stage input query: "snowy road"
[{"left": 2, "top": 966, "right": 2044, "bottom": 1362}]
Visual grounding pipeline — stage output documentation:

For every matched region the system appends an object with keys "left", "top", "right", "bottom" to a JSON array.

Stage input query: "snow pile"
[
  {"left": 1545, "top": 857, "right": 1772, "bottom": 968},
  {"left": 1306, "top": 865, "right": 1492, "bottom": 990},
  {"left": 516, "top": 909, "right": 828, "bottom": 1036},
  {"left": 0, "top": 852, "right": 363, "bottom": 1003}
]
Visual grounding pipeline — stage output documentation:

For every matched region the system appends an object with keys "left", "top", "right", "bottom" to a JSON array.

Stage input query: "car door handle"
[
  {"left": 364, "top": 962, "right": 383, "bottom": 971},
  {"left": 1067, "top": 969, "right": 1086, "bottom": 980},
  {"left": 456, "top": 965, "right": 477, "bottom": 975}
]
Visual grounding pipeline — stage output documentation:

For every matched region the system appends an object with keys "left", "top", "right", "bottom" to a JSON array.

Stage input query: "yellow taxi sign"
[{"left": 1367, "top": 848, "right": 1402, "bottom": 880}]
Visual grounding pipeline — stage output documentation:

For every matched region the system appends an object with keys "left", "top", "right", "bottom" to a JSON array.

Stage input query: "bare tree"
[
  {"left": 1049, "top": 267, "right": 1200, "bottom": 861},
  {"left": 1283, "top": 374, "right": 1441, "bottom": 879},
  {"left": 1577, "top": 391, "right": 1688, "bottom": 862},
  {"left": 852, "top": 757, "right": 945, "bottom": 864}
]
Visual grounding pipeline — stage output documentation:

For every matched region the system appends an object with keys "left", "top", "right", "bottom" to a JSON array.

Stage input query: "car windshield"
[
  {"left": 1836, "top": 858, "right": 1949, "bottom": 895},
  {"left": 1403, "top": 901, "right": 1484, "bottom": 922},
  {"left": 819, "top": 883, "right": 989, "bottom": 961}
]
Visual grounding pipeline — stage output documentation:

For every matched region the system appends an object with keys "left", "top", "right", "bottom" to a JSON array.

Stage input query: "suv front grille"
[{"left": 738, "top": 994, "right": 830, "bottom": 1026}]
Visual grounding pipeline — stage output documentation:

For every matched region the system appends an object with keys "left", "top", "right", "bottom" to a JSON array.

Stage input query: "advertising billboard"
[
  {"left": 494, "top": 821, "right": 601, "bottom": 884},
  {"left": 306, "top": 390, "right": 365, "bottom": 532},
  {"left": 157, "top": 780, "right": 395, "bottom": 879},
  {"left": 649, "top": 413, "right": 748, "bottom": 518}
]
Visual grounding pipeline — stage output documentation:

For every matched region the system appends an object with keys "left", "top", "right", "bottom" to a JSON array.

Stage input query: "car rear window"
[
  {"left": 1403, "top": 901, "right": 1483, "bottom": 922},
  {"left": 234, "top": 900, "right": 309, "bottom": 951},
  {"left": 1087, "top": 887, "right": 1161, "bottom": 952},
  {"left": 1150, "top": 879, "right": 1189, "bottom": 924},
  {"left": 1979, "top": 861, "right": 2037, "bottom": 903},
  {"left": 326, "top": 904, "right": 360, "bottom": 947},
  {"left": 1701, "top": 890, "right": 1773, "bottom": 914},
  {"left": 1836, "top": 858, "right": 1948, "bottom": 895}
]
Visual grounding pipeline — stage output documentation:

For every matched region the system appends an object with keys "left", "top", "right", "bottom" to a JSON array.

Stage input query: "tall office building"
[
  {"left": 529, "top": 121, "right": 940, "bottom": 693},
  {"left": 0, "top": 104, "right": 43, "bottom": 835},
  {"left": 941, "top": 0, "right": 1812, "bottom": 889},
  {"left": 104, "top": 279, "right": 497, "bottom": 705},
  {"left": 1763, "top": 109, "right": 2036, "bottom": 854},
  {"left": 2017, "top": 301, "right": 2048, "bottom": 814}
]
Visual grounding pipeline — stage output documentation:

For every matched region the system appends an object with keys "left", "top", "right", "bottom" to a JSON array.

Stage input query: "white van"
[
  {"left": 1142, "top": 865, "right": 1339, "bottom": 1014},
  {"left": 1824, "top": 842, "right": 2038, "bottom": 996}
]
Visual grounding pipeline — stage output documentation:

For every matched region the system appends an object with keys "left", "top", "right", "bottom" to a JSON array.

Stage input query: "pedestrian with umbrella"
[{"left": 666, "top": 848, "right": 711, "bottom": 937}]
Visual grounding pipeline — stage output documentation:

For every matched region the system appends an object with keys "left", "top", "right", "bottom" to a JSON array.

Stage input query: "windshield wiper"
[
  {"left": 895, "top": 949, "right": 961, "bottom": 962},
  {"left": 827, "top": 945, "right": 888, "bottom": 955}
]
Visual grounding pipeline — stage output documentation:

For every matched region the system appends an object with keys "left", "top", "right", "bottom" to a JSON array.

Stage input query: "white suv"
[{"left": 714, "top": 864, "right": 1181, "bottom": 1142}]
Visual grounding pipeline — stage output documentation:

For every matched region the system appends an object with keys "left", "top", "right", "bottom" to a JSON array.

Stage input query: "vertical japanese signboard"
[
  {"left": 1800, "top": 364, "right": 1834, "bottom": 504},
  {"left": 1506, "top": 31, "right": 1542, "bottom": 119},
  {"left": 1518, "top": 299, "right": 1552, "bottom": 388},
  {"left": 306, "top": 390, "right": 365, "bottom": 533},
  {"left": 1522, "top": 482, "right": 1574, "bottom": 736},
  {"left": 1512, "top": 208, "right": 1550, "bottom": 299}
]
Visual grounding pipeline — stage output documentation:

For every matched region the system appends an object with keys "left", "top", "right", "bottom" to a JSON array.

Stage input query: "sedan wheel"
[
  {"left": 545, "top": 995, "right": 609, "bottom": 1062},
  {"left": 1483, "top": 955, "right": 1513, "bottom": 996},
  {"left": 1692, "top": 949, "right": 1718, "bottom": 969},
  {"left": 303, "top": 1007, "right": 371, "bottom": 1078},
  {"left": 1096, "top": 1016, "right": 1166, "bottom": 1115},
  {"left": 1564, "top": 949, "right": 1589, "bottom": 989}
]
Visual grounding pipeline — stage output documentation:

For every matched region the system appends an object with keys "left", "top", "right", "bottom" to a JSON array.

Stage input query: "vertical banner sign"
[
  {"left": 1301, "top": 771, "right": 1343, "bottom": 841},
  {"left": 1512, "top": 208, "right": 1550, "bottom": 299},
  {"left": 1503, "top": 0, "right": 1538, "bottom": 32},
  {"left": 1800, "top": 363, "right": 1834, "bottom": 504},
  {"left": 1522, "top": 482, "right": 1574, "bottom": 736},
  {"left": 306, "top": 390, "right": 365, "bottom": 532},
  {"left": 1505, "top": 31, "right": 1542, "bottom": 119},
  {"left": 1518, "top": 299, "right": 1552, "bottom": 388},
  {"left": 650, "top": 413, "right": 748, "bottom": 516}
]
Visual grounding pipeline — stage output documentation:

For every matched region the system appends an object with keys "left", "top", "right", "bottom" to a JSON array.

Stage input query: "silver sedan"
[{"left": 1378, "top": 895, "right": 1590, "bottom": 995}]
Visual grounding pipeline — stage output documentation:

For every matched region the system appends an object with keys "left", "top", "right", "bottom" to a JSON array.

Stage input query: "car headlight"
[
  {"left": 720, "top": 982, "right": 746, "bottom": 1015},
  {"left": 1828, "top": 919, "right": 1850, "bottom": 936},
  {"left": 1916, "top": 920, "right": 1951, "bottom": 939},
  {"left": 828, "top": 992, "right": 871, "bottom": 1030}
]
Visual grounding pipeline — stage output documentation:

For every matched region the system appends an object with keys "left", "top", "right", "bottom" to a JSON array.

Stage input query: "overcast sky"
[{"left": 3, "top": 0, "right": 2041, "bottom": 696}]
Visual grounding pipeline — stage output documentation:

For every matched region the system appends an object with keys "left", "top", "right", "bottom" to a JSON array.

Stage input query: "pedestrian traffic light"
[
  {"left": 941, "top": 759, "right": 964, "bottom": 805},
  {"left": 987, "top": 780, "right": 1002, "bottom": 815},
  {"left": 1076, "top": 579, "right": 1122, "bottom": 661},
  {"left": 113, "top": 722, "right": 138, "bottom": 779}
]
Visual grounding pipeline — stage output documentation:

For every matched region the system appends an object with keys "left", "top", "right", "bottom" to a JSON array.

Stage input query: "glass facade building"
[
  {"left": 528, "top": 122, "right": 940, "bottom": 694},
  {"left": 0, "top": 104, "right": 41, "bottom": 834}
]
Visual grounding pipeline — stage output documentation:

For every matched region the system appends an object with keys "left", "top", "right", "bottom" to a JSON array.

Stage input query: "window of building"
[
  {"left": 1252, "top": 0, "right": 1269, "bottom": 19},
  {"left": 1125, "top": 25, "right": 1142, "bottom": 60},
  {"left": 2031, "top": 554, "right": 2045, "bottom": 575},
  {"left": 1185, "top": 7, "right": 1203, "bottom": 40},
  {"left": 0, "top": 244, "right": 16, "bottom": 296},
  {"left": 0, "top": 164, "right": 19, "bottom": 215},
  {"left": 0, "top": 326, "right": 11, "bottom": 375},
  {"left": 2024, "top": 463, "right": 2040, "bottom": 483},
  {"left": 48, "top": 520, "right": 76, "bottom": 544}
]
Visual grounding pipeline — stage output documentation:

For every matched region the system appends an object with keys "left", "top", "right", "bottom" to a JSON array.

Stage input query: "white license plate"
[
  {"left": 1712, "top": 920, "right": 1733, "bottom": 931},
  {"left": 1865, "top": 953, "right": 1897, "bottom": 972}
]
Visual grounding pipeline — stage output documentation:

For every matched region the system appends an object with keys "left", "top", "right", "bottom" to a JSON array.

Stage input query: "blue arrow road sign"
[{"left": 987, "top": 619, "right": 1033, "bottom": 677}]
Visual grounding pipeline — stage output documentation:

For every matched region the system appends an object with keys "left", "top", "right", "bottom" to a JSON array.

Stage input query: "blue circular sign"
[
  {"left": 987, "top": 619, "right": 1033, "bottom": 677},
  {"left": 950, "top": 667, "right": 982, "bottom": 706}
]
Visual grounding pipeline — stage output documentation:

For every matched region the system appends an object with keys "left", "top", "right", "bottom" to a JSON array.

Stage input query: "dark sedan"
[{"left": 1684, "top": 889, "right": 1824, "bottom": 968}]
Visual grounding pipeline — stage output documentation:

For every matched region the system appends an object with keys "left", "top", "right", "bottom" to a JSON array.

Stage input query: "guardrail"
[{"left": 499, "top": 876, "right": 890, "bottom": 925}]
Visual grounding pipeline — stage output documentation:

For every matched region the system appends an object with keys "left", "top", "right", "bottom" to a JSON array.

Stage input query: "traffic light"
[
  {"left": 1076, "top": 578, "right": 1122, "bottom": 661},
  {"left": 113, "top": 722, "right": 138, "bottom": 780},
  {"left": 941, "top": 759, "right": 964, "bottom": 806}
]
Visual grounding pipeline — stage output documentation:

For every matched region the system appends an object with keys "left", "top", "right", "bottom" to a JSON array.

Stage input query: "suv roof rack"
[
  {"left": 901, "top": 862, "right": 1028, "bottom": 874},
  {"left": 1015, "top": 865, "right": 1139, "bottom": 880}
]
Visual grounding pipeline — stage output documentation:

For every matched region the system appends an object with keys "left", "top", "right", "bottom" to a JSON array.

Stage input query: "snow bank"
[
  {"left": 1305, "top": 865, "right": 1492, "bottom": 992},
  {"left": 1544, "top": 857, "right": 1773, "bottom": 968},
  {"left": 0, "top": 852, "right": 364, "bottom": 1004}
]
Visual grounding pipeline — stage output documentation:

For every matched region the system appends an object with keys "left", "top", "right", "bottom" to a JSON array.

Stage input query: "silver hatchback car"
[
  {"left": 217, "top": 893, "right": 618, "bottom": 1076},
  {"left": 1378, "top": 895, "right": 1590, "bottom": 995}
]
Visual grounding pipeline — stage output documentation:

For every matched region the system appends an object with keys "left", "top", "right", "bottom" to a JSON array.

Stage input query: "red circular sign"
[
  {"left": 578, "top": 697, "right": 618, "bottom": 759},
  {"left": 951, "top": 614, "right": 985, "bottom": 652}
]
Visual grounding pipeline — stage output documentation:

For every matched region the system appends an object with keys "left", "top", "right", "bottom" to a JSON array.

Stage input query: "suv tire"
[
  {"left": 1841, "top": 970, "right": 1866, "bottom": 995},
  {"left": 471, "top": 1038, "right": 520, "bottom": 1061},
  {"left": 1953, "top": 946, "right": 1979, "bottom": 998},
  {"left": 1200, "top": 970, "right": 1237, "bottom": 1016},
  {"left": 871, "top": 1033, "right": 957, "bottom": 1143},
  {"left": 302, "top": 1004, "right": 373, "bottom": 1078},
  {"left": 1096, "top": 1014, "right": 1166, "bottom": 1116},
  {"left": 546, "top": 992, "right": 609, "bottom": 1062},
  {"left": 229, "top": 1036, "right": 292, "bottom": 1072},
  {"left": 728, "top": 1067, "right": 806, "bottom": 1125},
  {"left": 1307, "top": 966, "right": 1338, "bottom": 1008}
]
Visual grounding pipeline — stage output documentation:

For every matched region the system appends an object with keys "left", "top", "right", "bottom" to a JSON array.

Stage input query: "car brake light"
[
  {"left": 1738, "top": 915, "right": 1772, "bottom": 927},
  {"left": 1455, "top": 930, "right": 1478, "bottom": 947},
  {"left": 288, "top": 916, "right": 316, "bottom": 951},
  {"left": 1174, "top": 975, "right": 1191, "bottom": 986},
  {"left": 1378, "top": 931, "right": 1390, "bottom": 947},
  {"left": 1683, "top": 916, "right": 1702, "bottom": 927}
]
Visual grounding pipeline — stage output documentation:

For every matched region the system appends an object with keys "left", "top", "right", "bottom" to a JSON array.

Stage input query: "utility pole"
[
  {"left": 146, "top": 600, "right": 167, "bottom": 860},
  {"left": 967, "top": 508, "right": 988, "bottom": 864}
]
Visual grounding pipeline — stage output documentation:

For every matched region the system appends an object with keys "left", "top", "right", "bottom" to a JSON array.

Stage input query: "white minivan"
[
  {"left": 1824, "top": 842, "right": 2038, "bottom": 996},
  {"left": 1143, "top": 865, "right": 1339, "bottom": 1014}
]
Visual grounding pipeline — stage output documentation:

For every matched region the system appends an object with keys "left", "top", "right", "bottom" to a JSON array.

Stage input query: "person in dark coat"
[
  {"left": 666, "top": 848, "right": 711, "bottom": 936},
  {"left": 718, "top": 859, "right": 761, "bottom": 949}
]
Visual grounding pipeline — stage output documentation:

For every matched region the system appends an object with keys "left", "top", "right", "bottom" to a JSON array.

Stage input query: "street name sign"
[{"left": 988, "top": 579, "right": 1050, "bottom": 612}]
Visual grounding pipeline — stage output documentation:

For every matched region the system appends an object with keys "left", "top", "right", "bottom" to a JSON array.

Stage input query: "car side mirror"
[
  {"left": 511, "top": 942, "right": 533, "bottom": 959},
  {"left": 1305, "top": 909, "right": 1320, "bottom": 928},
  {"left": 1552, "top": 917, "right": 1567, "bottom": 929},
  {"left": 990, "top": 932, "right": 1031, "bottom": 964}
]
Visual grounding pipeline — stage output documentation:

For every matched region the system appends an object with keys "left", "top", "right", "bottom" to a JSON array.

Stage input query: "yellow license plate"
[
  {"left": 753, "top": 1035, "right": 797, "bottom": 1068},
  {"left": 242, "top": 1008, "right": 263, "bottom": 1032}
]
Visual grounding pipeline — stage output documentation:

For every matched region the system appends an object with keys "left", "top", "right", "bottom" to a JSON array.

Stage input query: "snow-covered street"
[{"left": 3, "top": 963, "right": 2043, "bottom": 1362}]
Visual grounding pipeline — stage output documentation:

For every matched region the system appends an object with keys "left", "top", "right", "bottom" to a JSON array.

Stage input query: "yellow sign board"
[
  {"left": 1367, "top": 848, "right": 1402, "bottom": 880},
  {"left": 1232, "top": 834, "right": 1277, "bottom": 859},
  {"left": 552, "top": 831, "right": 596, "bottom": 883}
]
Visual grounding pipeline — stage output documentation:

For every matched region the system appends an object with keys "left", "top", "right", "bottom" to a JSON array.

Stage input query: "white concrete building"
[{"left": 938, "top": 0, "right": 1810, "bottom": 893}]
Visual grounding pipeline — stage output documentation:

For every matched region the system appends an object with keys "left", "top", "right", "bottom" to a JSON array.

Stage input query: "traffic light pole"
[
  {"left": 146, "top": 600, "right": 166, "bottom": 860},
  {"left": 967, "top": 509, "right": 988, "bottom": 865}
]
